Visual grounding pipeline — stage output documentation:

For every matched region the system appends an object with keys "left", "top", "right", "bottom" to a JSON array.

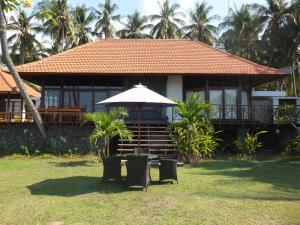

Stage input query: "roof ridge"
[{"left": 192, "top": 40, "right": 282, "bottom": 73}]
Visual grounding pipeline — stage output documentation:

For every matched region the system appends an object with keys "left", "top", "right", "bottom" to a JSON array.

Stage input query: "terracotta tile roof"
[
  {"left": 15, "top": 39, "right": 284, "bottom": 76},
  {"left": 0, "top": 71, "right": 41, "bottom": 97}
]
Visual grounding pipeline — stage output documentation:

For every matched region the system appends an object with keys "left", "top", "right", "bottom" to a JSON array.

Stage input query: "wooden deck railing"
[
  {"left": 172, "top": 104, "right": 300, "bottom": 126},
  {"left": 1, "top": 105, "right": 300, "bottom": 125}
]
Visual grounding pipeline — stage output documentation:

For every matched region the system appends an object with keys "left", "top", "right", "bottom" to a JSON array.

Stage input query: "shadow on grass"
[
  {"left": 194, "top": 160, "right": 300, "bottom": 192},
  {"left": 49, "top": 161, "right": 93, "bottom": 168},
  {"left": 27, "top": 176, "right": 129, "bottom": 196}
]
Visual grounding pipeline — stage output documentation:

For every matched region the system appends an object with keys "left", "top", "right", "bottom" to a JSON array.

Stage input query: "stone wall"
[{"left": 0, "top": 124, "right": 95, "bottom": 154}]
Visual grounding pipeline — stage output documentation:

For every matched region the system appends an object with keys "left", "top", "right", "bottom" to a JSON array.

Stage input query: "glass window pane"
[
  {"left": 45, "top": 90, "right": 59, "bottom": 108},
  {"left": 209, "top": 90, "right": 222, "bottom": 119},
  {"left": 64, "top": 91, "right": 78, "bottom": 107},
  {"left": 95, "top": 91, "right": 108, "bottom": 112},
  {"left": 242, "top": 91, "right": 249, "bottom": 119},
  {"left": 80, "top": 92, "right": 93, "bottom": 112},
  {"left": 225, "top": 89, "right": 237, "bottom": 119},
  {"left": 186, "top": 90, "right": 205, "bottom": 102}
]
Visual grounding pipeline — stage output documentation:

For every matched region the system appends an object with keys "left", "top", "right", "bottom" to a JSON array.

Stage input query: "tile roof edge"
[
  {"left": 192, "top": 40, "right": 285, "bottom": 75},
  {"left": 0, "top": 70, "right": 15, "bottom": 90},
  {"left": 16, "top": 40, "right": 99, "bottom": 70}
]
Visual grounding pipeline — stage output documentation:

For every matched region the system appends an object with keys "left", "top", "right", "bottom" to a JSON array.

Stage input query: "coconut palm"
[
  {"left": 251, "top": 0, "right": 293, "bottom": 66},
  {"left": 117, "top": 10, "right": 152, "bottom": 39},
  {"left": 150, "top": 0, "right": 185, "bottom": 39},
  {"left": 93, "top": 0, "right": 120, "bottom": 39},
  {"left": 82, "top": 108, "right": 132, "bottom": 158},
  {"left": 0, "top": 0, "right": 46, "bottom": 138},
  {"left": 182, "top": 2, "right": 219, "bottom": 45},
  {"left": 71, "top": 5, "right": 95, "bottom": 46},
  {"left": 7, "top": 10, "right": 46, "bottom": 65},
  {"left": 219, "top": 4, "right": 264, "bottom": 61},
  {"left": 36, "top": 0, "right": 75, "bottom": 52}
]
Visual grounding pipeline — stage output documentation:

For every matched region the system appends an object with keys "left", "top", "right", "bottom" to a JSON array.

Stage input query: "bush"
[
  {"left": 275, "top": 104, "right": 297, "bottom": 125},
  {"left": 169, "top": 93, "right": 219, "bottom": 164},
  {"left": 233, "top": 131, "right": 267, "bottom": 156},
  {"left": 284, "top": 134, "right": 300, "bottom": 155}
]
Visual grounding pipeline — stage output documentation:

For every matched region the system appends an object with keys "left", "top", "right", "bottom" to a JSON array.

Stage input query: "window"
[
  {"left": 225, "top": 89, "right": 237, "bottom": 119},
  {"left": 80, "top": 92, "right": 93, "bottom": 112},
  {"left": 186, "top": 90, "right": 205, "bottom": 102},
  {"left": 64, "top": 91, "right": 78, "bottom": 107},
  {"left": 44, "top": 90, "right": 59, "bottom": 107},
  {"left": 209, "top": 90, "right": 222, "bottom": 119},
  {"left": 241, "top": 91, "right": 249, "bottom": 119},
  {"left": 95, "top": 91, "right": 108, "bottom": 112}
]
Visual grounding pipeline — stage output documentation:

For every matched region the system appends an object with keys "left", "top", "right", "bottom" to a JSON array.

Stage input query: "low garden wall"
[{"left": 0, "top": 124, "right": 95, "bottom": 154}]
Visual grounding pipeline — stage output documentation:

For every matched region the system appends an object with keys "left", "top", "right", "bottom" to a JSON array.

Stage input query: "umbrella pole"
[{"left": 137, "top": 104, "right": 141, "bottom": 155}]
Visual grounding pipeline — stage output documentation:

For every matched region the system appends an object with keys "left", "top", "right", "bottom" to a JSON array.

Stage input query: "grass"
[{"left": 0, "top": 156, "right": 300, "bottom": 225}]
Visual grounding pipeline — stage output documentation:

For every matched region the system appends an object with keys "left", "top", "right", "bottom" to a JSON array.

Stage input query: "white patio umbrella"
[{"left": 97, "top": 84, "right": 177, "bottom": 154}]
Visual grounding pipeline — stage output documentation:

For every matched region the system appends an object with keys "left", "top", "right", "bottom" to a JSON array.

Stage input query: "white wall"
[{"left": 166, "top": 76, "right": 183, "bottom": 122}]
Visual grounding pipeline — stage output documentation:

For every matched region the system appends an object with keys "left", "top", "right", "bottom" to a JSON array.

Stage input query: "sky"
[{"left": 28, "top": 0, "right": 267, "bottom": 24}]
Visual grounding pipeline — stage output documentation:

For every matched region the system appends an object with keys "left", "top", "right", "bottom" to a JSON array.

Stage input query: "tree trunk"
[{"left": 0, "top": 6, "right": 46, "bottom": 138}]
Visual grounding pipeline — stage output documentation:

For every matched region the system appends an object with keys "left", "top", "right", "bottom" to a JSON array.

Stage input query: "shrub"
[
  {"left": 169, "top": 93, "right": 219, "bottom": 164},
  {"left": 82, "top": 108, "right": 132, "bottom": 158},
  {"left": 275, "top": 104, "right": 297, "bottom": 125},
  {"left": 233, "top": 131, "right": 267, "bottom": 156},
  {"left": 284, "top": 134, "right": 300, "bottom": 155}
]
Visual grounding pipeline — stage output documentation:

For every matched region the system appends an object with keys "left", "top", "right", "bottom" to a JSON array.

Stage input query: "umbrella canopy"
[
  {"left": 97, "top": 84, "right": 177, "bottom": 154},
  {"left": 99, "top": 84, "right": 176, "bottom": 107}
]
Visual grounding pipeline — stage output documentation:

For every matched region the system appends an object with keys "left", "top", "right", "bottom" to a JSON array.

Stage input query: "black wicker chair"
[
  {"left": 126, "top": 155, "right": 151, "bottom": 189},
  {"left": 159, "top": 159, "right": 178, "bottom": 183},
  {"left": 100, "top": 152, "right": 122, "bottom": 182}
]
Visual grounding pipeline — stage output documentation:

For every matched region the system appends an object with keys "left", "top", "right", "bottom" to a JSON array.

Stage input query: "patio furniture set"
[{"left": 101, "top": 151, "right": 180, "bottom": 190}]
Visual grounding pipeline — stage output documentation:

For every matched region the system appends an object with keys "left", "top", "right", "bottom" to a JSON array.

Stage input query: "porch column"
[{"left": 166, "top": 76, "right": 183, "bottom": 122}]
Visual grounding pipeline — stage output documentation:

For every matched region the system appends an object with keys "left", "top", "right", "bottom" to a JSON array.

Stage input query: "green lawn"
[{"left": 0, "top": 156, "right": 299, "bottom": 225}]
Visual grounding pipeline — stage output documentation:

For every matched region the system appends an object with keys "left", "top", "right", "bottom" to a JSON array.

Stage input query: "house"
[
  {"left": 12, "top": 39, "right": 285, "bottom": 125},
  {"left": 0, "top": 39, "right": 290, "bottom": 154},
  {"left": 0, "top": 71, "right": 40, "bottom": 122}
]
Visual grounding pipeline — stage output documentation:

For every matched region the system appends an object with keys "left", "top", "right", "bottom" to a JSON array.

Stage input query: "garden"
[{"left": 1, "top": 94, "right": 300, "bottom": 225}]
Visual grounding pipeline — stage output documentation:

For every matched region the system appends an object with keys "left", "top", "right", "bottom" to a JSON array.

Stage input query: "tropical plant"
[
  {"left": 0, "top": 0, "right": 46, "bottom": 138},
  {"left": 7, "top": 10, "right": 46, "bottom": 64},
  {"left": 35, "top": 0, "right": 75, "bottom": 52},
  {"left": 182, "top": 1, "right": 219, "bottom": 45},
  {"left": 219, "top": 4, "right": 264, "bottom": 62},
  {"left": 82, "top": 108, "right": 132, "bottom": 158},
  {"left": 284, "top": 133, "right": 300, "bottom": 155},
  {"left": 251, "top": 0, "right": 293, "bottom": 67},
  {"left": 150, "top": 0, "right": 184, "bottom": 39},
  {"left": 233, "top": 131, "right": 267, "bottom": 156},
  {"left": 93, "top": 0, "right": 120, "bottom": 39},
  {"left": 168, "top": 93, "right": 219, "bottom": 163},
  {"left": 71, "top": 4, "right": 95, "bottom": 46},
  {"left": 117, "top": 10, "right": 152, "bottom": 39},
  {"left": 274, "top": 104, "right": 297, "bottom": 125}
]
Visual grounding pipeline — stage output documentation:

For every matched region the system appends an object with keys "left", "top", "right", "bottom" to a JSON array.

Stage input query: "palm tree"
[
  {"left": 71, "top": 5, "right": 95, "bottom": 46},
  {"left": 251, "top": 0, "right": 293, "bottom": 66},
  {"left": 36, "top": 0, "right": 75, "bottom": 52},
  {"left": 82, "top": 108, "right": 132, "bottom": 158},
  {"left": 150, "top": 0, "right": 185, "bottom": 39},
  {"left": 117, "top": 10, "right": 152, "bottom": 39},
  {"left": 93, "top": 0, "right": 120, "bottom": 39},
  {"left": 219, "top": 4, "right": 264, "bottom": 61},
  {"left": 0, "top": 0, "right": 46, "bottom": 138},
  {"left": 182, "top": 2, "right": 219, "bottom": 45},
  {"left": 7, "top": 10, "right": 46, "bottom": 65}
]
